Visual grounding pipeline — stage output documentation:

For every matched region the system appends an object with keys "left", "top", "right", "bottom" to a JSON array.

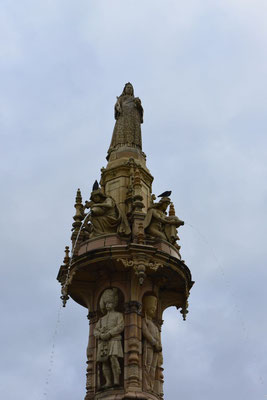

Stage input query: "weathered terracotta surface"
[{"left": 57, "top": 84, "right": 194, "bottom": 399}]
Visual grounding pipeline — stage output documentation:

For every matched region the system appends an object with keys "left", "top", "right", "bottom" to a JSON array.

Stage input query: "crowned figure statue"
[{"left": 107, "top": 82, "right": 143, "bottom": 158}]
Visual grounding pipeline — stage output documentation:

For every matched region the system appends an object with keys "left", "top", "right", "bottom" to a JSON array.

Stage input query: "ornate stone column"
[{"left": 57, "top": 83, "right": 194, "bottom": 399}]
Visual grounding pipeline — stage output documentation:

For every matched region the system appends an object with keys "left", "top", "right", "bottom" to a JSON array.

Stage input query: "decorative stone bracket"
[{"left": 117, "top": 257, "right": 163, "bottom": 285}]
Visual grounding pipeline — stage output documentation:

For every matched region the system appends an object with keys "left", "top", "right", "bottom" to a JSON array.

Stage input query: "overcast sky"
[{"left": 1, "top": 1, "right": 267, "bottom": 399}]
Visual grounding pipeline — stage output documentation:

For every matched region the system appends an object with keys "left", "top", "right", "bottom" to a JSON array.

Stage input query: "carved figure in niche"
[
  {"left": 142, "top": 295, "right": 162, "bottom": 392},
  {"left": 107, "top": 83, "right": 143, "bottom": 158},
  {"left": 85, "top": 188, "right": 130, "bottom": 238},
  {"left": 94, "top": 288, "right": 124, "bottom": 388},
  {"left": 144, "top": 197, "right": 184, "bottom": 250}
]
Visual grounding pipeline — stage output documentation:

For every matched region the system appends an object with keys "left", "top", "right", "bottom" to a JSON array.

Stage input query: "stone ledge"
[
  {"left": 77, "top": 234, "right": 181, "bottom": 260},
  {"left": 92, "top": 388, "right": 159, "bottom": 400}
]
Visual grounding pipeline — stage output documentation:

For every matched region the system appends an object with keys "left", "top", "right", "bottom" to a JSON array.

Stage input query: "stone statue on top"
[{"left": 107, "top": 83, "right": 143, "bottom": 158}]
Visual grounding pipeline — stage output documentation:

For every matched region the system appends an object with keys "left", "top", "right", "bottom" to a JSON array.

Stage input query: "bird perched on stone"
[
  {"left": 158, "top": 190, "right": 172, "bottom": 198},
  {"left": 92, "top": 180, "right": 99, "bottom": 191}
]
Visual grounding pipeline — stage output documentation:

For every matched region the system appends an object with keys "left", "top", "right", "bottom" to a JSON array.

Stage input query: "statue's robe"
[
  {"left": 108, "top": 95, "right": 143, "bottom": 154},
  {"left": 90, "top": 197, "right": 131, "bottom": 238},
  {"left": 142, "top": 317, "right": 162, "bottom": 390}
]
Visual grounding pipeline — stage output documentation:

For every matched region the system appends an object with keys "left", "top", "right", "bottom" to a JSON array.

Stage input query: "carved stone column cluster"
[{"left": 124, "top": 301, "right": 142, "bottom": 390}]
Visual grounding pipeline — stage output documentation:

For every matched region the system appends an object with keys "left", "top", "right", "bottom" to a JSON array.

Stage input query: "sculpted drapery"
[
  {"left": 108, "top": 83, "right": 143, "bottom": 157},
  {"left": 142, "top": 296, "right": 162, "bottom": 393},
  {"left": 94, "top": 312, "right": 124, "bottom": 361},
  {"left": 144, "top": 197, "right": 184, "bottom": 249},
  {"left": 85, "top": 189, "right": 131, "bottom": 238},
  {"left": 94, "top": 288, "right": 124, "bottom": 388}
]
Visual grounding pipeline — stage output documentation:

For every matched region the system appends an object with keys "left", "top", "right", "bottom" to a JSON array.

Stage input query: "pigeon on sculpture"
[
  {"left": 158, "top": 191, "right": 172, "bottom": 198},
  {"left": 92, "top": 180, "right": 99, "bottom": 191}
]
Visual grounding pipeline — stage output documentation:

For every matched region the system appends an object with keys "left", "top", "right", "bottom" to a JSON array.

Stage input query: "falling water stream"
[{"left": 42, "top": 212, "right": 91, "bottom": 398}]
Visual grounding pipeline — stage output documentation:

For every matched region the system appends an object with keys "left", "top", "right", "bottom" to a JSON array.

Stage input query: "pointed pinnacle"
[{"left": 75, "top": 188, "right": 82, "bottom": 204}]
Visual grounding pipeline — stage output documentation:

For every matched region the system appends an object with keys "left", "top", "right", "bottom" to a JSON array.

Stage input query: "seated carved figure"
[
  {"left": 144, "top": 197, "right": 184, "bottom": 247},
  {"left": 142, "top": 295, "right": 162, "bottom": 393},
  {"left": 94, "top": 288, "right": 124, "bottom": 389},
  {"left": 85, "top": 189, "right": 130, "bottom": 238}
]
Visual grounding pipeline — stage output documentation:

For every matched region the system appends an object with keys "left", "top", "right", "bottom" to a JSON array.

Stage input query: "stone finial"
[
  {"left": 169, "top": 202, "right": 176, "bottom": 217},
  {"left": 71, "top": 188, "right": 84, "bottom": 244},
  {"left": 57, "top": 246, "right": 70, "bottom": 286},
  {"left": 74, "top": 188, "right": 83, "bottom": 218},
  {"left": 76, "top": 188, "right": 82, "bottom": 204},
  {"left": 61, "top": 288, "right": 69, "bottom": 308},
  {"left": 57, "top": 246, "right": 71, "bottom": 307},
  {"left": 180, "top": 301, "right": 189, "bottom": 321},
  {"left": 63, "top": 246, "right": 70, "bottom": 265}
]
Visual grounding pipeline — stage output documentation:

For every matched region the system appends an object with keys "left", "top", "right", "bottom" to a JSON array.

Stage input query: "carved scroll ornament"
[{"left": 118, "top": 257, "right": 163, "bottom": 285}]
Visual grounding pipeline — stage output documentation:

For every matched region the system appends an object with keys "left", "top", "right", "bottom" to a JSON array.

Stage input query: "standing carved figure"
[
  {"left": 94, "top": 288, "right": 124, "bottom": 389},
  {"left": 142, "top": 295, "right": 162, "bottom": 392},
  {"left": 107, "top": 82, "right": 143, "bottom": 157}
]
